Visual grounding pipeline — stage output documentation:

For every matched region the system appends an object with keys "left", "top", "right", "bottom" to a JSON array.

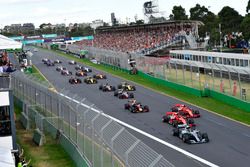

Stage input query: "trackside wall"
[{"left": 209, "top": 90, "right": 250, "bottom": 112}]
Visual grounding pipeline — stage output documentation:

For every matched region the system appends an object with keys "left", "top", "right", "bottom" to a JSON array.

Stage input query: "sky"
[{"left": 0, "top": 0, "right": 249, "bottom": 28}]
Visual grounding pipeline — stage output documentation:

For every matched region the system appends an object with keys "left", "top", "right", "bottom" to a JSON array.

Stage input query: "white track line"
[{"left": 59, "top": 93, "right": 219, "bottom": 167}]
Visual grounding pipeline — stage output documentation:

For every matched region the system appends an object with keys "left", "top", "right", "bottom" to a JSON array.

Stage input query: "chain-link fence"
[{"left": 11, "top": 71, "right": 174, "bottom": 167}]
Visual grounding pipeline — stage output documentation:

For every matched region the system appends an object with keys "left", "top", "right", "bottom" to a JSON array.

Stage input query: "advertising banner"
[
  {"left": 42, "top": 34, "right": 58, "bottom": 38},
  {"left": 10, "top": 36, "right": 24, "bottom": 40}
]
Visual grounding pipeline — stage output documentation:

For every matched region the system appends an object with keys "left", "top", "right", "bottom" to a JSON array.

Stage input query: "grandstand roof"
[
  {"left": 0, "top": 34, "right": 22, "bottom": 50},
  {"left": 97, "top": 20, "right": 203, "bottom": 32},
  {"left": 170, "top": 50, "right": 250, "bottom": 60}
]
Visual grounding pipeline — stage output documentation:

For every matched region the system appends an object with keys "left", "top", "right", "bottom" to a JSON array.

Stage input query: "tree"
[
  {"left": 218, "top": 6, "right": 243, "bottom": 34},
  {"left": 190, "top": 4, "right": 209, "bottom": 21},
  {"left": 240, "top": 15, "right": 250, "bottom": 40},
  {"left": 189, "top": 4, "right": 217, "bottom": 38},
  {"left": 247, "top": 0, "right": 250, "bottom": 13},
  {"left": 169, "top": 5, "right": 188, "bottom": 20}
]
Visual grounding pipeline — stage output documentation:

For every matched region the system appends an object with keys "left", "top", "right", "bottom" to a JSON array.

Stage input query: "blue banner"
[
  {"left": 10, "top": 36, "right": 24, "bottom": 40},
  {"left": 71, "top": 36, "right": 94, "bottom": 41},
  {"left": 42, "top": 34, "right": 58, "bottom": 38},
  {"left": 22, "top": 39, "right": 44, "bottom": 44}
]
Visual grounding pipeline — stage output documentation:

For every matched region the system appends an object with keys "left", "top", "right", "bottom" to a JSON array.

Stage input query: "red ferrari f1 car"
[
  {"left": 162, "top": 112, "right": 195, "bottom": 127},
  {"left": 171, "top": 104, "right": 200, "bottom": 118}
]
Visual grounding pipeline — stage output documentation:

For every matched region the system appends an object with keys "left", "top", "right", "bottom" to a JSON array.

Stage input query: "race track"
[{"left": 27, "top": 48, "right": 250, "bottom": 167}]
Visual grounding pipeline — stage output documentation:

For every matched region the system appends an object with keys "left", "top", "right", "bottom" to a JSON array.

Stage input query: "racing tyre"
[
  {"left": 187, "top": 118, "right": 194, "bottom": 124},
  {"left": 124, "top": 104, "right": 130, "bottom": 110},
  {"left": 129, "top": 93, "right": 134, "bottom": 98},
  {"left": 143, "top": 105, "right": 149, "bottom": 112},
  {"left": 162, "top": 115, "right": 168, "bottom": 123},
  {"left": 132, "top": 86, "right": 136, "bottom": 91},
  {"left": 172, "top": 120, "right": 178, "bottom": 127},
  {"left": 183, "top": 134, "right": 191, "bottom": 144},
  {"left": 193, "top": 110, "right": 200, "bottom": 114},
  {"left": 202, "top": 133, "right": 209, "bottom": 142},
  {"left": 99, "top": 85, "right": 103, "bottom": 90},
  {"left": 172, "top": 107, "right": 178, "bottom": 112},
  {"left": 118, "top": 84, "right": 122, "bottom": 89},
  {"left": 103, "top": 75, "right": 107, "bottom": 79},
  {"left": 114, "top": 91, "right": 118, "bottom": 96},
  {"left": 172, "top": 128, "right": 179, "bottom": 136}
]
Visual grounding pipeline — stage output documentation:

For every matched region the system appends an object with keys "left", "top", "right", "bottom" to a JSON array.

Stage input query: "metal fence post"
[
  {"left": 182, "top": 62, "right": 185, "bottom": 85},
  {"left": 149, "top": 155, "right": 163, "bottom": 167},
  {"left": 125, "top": 139, "right": 140, "bottom": 167},
  {"left": 76, "top": 98, "right": 86, "bottom": 146},
  {"left": 111, "top": 128, "right": 124, "bottom": 167},
  {"left": 190, "top": 64, "right": 193, "bottom": 88},
  {"left": 91, "top": 113, "right": 101, "bottom": 167},
  {"left": 174, "top": 61, "right": 177, "bottom": 82},
  {"left": 100, "top": 120, "right": 112, "bottom": 167}
]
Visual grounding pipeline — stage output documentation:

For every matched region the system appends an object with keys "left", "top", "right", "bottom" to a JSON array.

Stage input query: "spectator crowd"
[
  {"left": 76, "top": 23, "right": 192, "bottom": 54},
  {"left": 0, "top": 51, "right": 15, "bottom": 73}
]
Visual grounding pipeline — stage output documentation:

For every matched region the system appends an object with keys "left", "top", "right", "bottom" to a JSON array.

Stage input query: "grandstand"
[{"left": 76, "top": 20, "right": 204, "bottom": 55}]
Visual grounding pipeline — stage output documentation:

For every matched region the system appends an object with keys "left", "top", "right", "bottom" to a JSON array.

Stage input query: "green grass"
[
  {"left": 36, "top": 47, "right": 250, "bottom": 125},
  {"left": 29, "top": 65, "right": 47, "bottom": 82},
  {"left": 15, "top": 104, "right": 76, "bottom": 167}
]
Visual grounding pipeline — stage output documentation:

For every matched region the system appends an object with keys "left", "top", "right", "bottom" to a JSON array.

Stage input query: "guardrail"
[{"left": 11, "top": 71, "right": 174, "bottom": 167}]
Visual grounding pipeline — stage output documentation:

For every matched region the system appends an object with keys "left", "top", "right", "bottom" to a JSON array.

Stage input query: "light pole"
[{"left": 219, "top": 23, "right": 222, "bottom": 52}]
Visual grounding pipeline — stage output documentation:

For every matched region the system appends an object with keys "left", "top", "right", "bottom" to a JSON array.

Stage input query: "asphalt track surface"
[{"left": 24, "top": 48, "right": 250, "bottom": 167}]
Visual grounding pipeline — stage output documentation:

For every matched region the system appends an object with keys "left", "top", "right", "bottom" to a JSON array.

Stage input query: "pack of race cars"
[{"left": 41, "top": 57, "right": 209, "bottom": 144}]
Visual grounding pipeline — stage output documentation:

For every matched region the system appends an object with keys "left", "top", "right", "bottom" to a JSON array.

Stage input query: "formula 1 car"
[
  {"left": 162, "top": 112, "right": 195, "bottom": 127},
  {"left": 171, "top": 104, "right": 200, "bottom": 118},
  {"left": 172, "top": 125, "right": 209, "bottom": 144},
  {"left": 93, "top": 73, "right": 107, "bottom": 79},
  {"left": 42, "top": 59, "right": 54, "bottom": 66},
  {"left": 45, "top": 59, "right": 55, "bottom": 66},
  {"left": 75, "top": 64, "right": 83, "bottom": 70},
  {"left": 84, "top": 77, "right": 98, "bottom": 84},
  {"left": 69, "top": 77, "right": 82, "bottom": 84},
  {"left": 117, "top": 82, "right": 136, "bottom": 91},
  {"left": 61, "top": 69, "right": 72, "bottom": 76},
  {"left": 75, "top": 65, "right": 92, "bottom": 72},
  {"left": 114, "top": 89, "right": 134, "bottom": 99},
  {"left": 54, "top": 59, "right": 62, "bottom": 64},
  {"left": 68, "top": 60, "right": 77, "bottom": 65},
  {"left": 124, "top": 101, "right": 149, "bottom": 113},
  {"left": 99, "top": 83, "right": 116, "bottom": 92},
  {"left": 83, "top": 67, "right": 92, "bottom": 72},
  {"left": 75, "top": 70, "right": 87, "bottom": 77},
  {"left": 42, "top": 58, "right": 48, "bottom": 63},
  {"left": 56, "top": 66, "right": 66, "bottom": 72}
]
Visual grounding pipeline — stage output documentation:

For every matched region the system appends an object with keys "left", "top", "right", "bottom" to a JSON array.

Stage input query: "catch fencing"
[
  {"left": 11, "top": 71, "right": 174, "bottom": 167},
  {"left": 135, "top": 57, "right": 250, "bottom": 102}
]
